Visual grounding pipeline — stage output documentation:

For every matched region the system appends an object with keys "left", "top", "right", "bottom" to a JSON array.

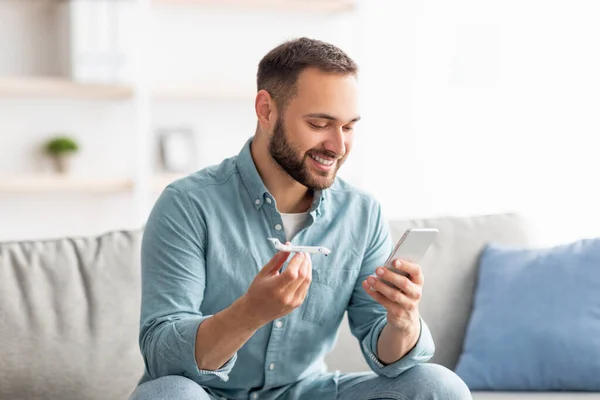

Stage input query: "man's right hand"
[{"left": 241, "top": 245, "right": 313, "bottom": 326}]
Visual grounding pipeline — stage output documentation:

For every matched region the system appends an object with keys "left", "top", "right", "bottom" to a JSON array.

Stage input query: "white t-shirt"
[{"left": 280, "top": 212, "right": 310, "bottom": 242}]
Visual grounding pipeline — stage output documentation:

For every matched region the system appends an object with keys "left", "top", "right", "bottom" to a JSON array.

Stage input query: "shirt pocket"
[{"left": 302, "top": 268, "right": 358, "bottom": 325}]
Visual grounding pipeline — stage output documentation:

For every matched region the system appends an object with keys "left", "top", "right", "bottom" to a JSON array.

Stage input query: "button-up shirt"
[{"left": 138, "top": 137, "right": 435, "bottom": 399}]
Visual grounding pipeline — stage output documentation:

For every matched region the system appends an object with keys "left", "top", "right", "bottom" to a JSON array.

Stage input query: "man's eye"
[
  {"left": 309, "top": 123, "right": 327, "bottom": 129},
  {"left": 343, "top": 126, "right": 354, "bottom": 132}
]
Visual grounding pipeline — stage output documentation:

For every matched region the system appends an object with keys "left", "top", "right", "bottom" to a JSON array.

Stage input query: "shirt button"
[
  {"left": 269, "top": 363, "right": 276, "bottom": 371},
  {"left": 265, "top": 197, "right": 272, "bottom": 204},
  {"left": 274, "top": 224, "right": 282, "bottom": 231},
  {"left": 251, "top": 394, "right": 259, "bottom": 400},
  {"left": 254, "top": 199, "right": 260, "bottom": 205},
  {"left": 275, "top": 320, "right": 283, "bottom": 328}
]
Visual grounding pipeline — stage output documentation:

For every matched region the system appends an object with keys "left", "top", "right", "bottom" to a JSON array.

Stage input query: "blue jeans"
[{"left": 129, "top": 364, "right": 471, "bottom": 400}]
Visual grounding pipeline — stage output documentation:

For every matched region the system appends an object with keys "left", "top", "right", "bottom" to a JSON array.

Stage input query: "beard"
[{"left": 268, "top": 115, "right": 346, "bottom": 190}]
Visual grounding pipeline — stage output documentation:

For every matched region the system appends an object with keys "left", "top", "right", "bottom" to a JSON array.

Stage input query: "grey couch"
[{"left": 1, "top": 213, "right": 598, "bottom": 400}]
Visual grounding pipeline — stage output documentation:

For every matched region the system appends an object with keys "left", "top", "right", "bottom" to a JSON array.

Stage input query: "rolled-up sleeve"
[
  {"left": 347, "top": 200, "right": 435, "bottom": 377},
  {"left": 139, "top": 186, "right": 236, "bottom": 383},
  {"left": 360, "top": 315, "right": 435, "bottom": 377}
]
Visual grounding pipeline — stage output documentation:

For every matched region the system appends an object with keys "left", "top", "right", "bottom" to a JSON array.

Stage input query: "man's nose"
[{"left": 323, "top": 128, "right": 346, "bottom": 157}]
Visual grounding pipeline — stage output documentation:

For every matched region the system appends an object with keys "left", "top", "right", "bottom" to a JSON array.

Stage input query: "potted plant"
[{"left": 44, "top": 136, "right": 80, "bottom": 174}]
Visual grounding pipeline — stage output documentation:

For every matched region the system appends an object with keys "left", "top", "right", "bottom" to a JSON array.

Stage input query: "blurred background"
[{"left": 0, "top": 0, "right": 598, "bottom": 246}]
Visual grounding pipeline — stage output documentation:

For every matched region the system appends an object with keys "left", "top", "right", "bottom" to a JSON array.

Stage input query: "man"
[{"left": 130, "top": 38, "right": 471, "bottom": 400}]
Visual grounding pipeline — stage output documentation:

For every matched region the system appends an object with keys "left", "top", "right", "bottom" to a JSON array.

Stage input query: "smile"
[{"left": 309, "top": 154, "right": 335, "bottom": 166}]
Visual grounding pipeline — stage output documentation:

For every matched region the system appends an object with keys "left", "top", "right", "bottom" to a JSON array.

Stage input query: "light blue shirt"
[{"left": 138, "top": 137, "right": 435, "bottom": 399}]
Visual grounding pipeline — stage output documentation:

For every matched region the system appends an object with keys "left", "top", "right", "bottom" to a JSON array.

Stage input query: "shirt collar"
[
  {"left": 236, "top": 137, "right": 270, "bottom": 210},
  {"left": 236, "top": 137, "right": 327, "bottom": 215}
]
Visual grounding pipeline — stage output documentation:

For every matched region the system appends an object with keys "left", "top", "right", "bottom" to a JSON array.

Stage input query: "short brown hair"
[{"left": 257, "top": 37, "right": 358, "bottom": 110}]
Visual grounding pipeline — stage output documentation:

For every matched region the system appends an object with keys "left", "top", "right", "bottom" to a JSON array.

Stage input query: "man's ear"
[{"left": 255, "top": 89, "right": 276, "bottom": 129}]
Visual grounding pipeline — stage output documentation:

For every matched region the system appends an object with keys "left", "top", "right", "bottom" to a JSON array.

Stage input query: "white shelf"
[
  {"left": 153, "top": 0, "right": 356, "bottom": 13},
  {"left": 0, "top": 175, "right": 134, "bottom": 194},
  {"left": 0, "top": 78, "right": 255, "bottom": 101},
  {"left": 0, "top": 174, "right": 193, "bottom": 194},
  {"left": 0, "top": 77, "right": 134, "bottom": 100}
]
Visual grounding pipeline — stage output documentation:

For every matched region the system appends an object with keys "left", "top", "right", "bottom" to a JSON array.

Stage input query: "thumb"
[{"left": 262, "top": 243, "right": 291, "bottom": 276}]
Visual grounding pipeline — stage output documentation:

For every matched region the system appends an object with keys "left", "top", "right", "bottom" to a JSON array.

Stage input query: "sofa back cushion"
[{"left": 0, "top": 230, "right": 145, "bottom": 400}]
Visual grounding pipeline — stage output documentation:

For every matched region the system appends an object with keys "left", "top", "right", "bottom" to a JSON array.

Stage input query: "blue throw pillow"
[{"left": 455, "top": 238, "right": 600, "bottom": 391}]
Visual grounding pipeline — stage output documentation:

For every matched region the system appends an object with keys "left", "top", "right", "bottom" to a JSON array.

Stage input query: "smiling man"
[{"left": 130, "top": 38, "right": 471, "bottom": 400}]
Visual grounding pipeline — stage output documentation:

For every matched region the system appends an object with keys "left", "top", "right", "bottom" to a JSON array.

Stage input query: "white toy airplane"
[{"left": 267, "top": 238, "right": 331, "bottom": 256}]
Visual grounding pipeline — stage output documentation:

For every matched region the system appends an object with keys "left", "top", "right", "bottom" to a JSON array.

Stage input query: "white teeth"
[{"left": 310, "top": 154, "right": 334, "bottom": 166}]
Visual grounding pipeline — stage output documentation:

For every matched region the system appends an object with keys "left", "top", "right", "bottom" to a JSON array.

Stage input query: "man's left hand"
[{"left": 362, "top": 259, "right": 423, "bottom": 331}]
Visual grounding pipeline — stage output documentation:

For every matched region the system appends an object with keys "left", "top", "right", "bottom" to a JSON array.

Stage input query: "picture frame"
[{"left": 157, "top": 127, "right": 197, "bottom": 173}]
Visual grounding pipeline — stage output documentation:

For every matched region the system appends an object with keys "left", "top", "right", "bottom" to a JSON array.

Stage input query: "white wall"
[
  {"left": 2, "top": 0, "right": 599, "bottom": 247},
  {"left": 0, "top": 1, "right": 361, "bottom": 241},
  {"left": 360, "top": 0, "right": 600, "bottom": 246}
]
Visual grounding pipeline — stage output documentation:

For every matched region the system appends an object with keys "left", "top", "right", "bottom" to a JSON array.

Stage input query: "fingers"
[
  {"left": 262, "top": 249, "right": 291, "bottom": 276},
  {"left": 361, "top": 279, "right": 398, "bottom": 310},
  {"left": 292, "top": 253, "right": 313, "bottom": 297},
  {"left": 390, "top": 259, "right": 424, "bottom": 285},
  {"left": 280, "top": 252, "right": 310, "bottom": 289},
  {"left": 374, "top": 267, "right": 421, "bottom": 300},
  {"left": 364, "top": 274, "right": 420, "bottom": 307},
  {"left": 276, "top": 252, "right": 304, "bottom": 283}
]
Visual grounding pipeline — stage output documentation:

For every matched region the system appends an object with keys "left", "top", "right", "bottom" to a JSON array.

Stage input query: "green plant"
[{"left": 44, "top": 136, "right": 79, "bottom": 156}]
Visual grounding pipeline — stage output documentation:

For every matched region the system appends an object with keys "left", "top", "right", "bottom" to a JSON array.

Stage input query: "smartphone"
[{"left": 383, "top": 228, "right": 439, "bottom": 276}]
